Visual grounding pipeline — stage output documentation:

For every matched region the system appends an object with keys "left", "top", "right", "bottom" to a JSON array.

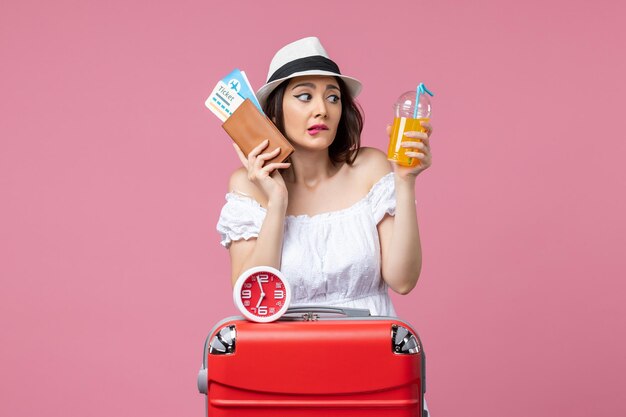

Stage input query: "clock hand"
[
  {"left": 256, "top": 276, "right": 266, "bottom": 309},
  {"left": 256, "top": 292, "right": 264, "bottom": 309}
]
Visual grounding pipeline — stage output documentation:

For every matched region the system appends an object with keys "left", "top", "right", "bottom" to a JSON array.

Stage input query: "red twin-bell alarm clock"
[{"left": 233, "top": 266, "right": 292, "bottom": 323}]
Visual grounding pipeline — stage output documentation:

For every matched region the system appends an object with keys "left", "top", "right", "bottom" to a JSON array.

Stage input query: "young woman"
[{"left": 217, "top": 37, "right": 433, "bottom": 317}]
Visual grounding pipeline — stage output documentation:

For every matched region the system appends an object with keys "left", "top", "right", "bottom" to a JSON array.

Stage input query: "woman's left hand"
[{"left": 387, "top": 121, "right": 433, "bottom": 178}]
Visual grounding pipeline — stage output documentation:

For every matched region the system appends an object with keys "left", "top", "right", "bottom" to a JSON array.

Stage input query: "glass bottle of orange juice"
[{"left": 387, "top": 83, "right": 434, "bottom": 167}]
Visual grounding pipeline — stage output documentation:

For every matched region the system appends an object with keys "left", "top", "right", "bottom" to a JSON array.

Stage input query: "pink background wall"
[{"left": 1, "top": 0, "right": 624, "bottom": 415}]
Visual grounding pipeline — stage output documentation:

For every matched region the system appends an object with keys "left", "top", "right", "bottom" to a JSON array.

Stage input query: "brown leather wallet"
[{"left": 222, "top": 99, "right": 294, "bottom": 164}]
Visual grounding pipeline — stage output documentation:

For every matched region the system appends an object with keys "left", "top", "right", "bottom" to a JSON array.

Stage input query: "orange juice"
[{"left": 387, "top": 117, "right": 429, "bottom": 167}]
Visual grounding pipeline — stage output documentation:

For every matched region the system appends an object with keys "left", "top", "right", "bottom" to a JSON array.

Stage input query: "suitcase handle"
[{"left": 283, "top": 305, "right": 371, "bottom": 318}]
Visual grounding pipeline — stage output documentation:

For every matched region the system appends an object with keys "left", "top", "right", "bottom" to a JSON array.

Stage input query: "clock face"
[{"left": 233, "top": 266, "right": 291, "bottom": 323}]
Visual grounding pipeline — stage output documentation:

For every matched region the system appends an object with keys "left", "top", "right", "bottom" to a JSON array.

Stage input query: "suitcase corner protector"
[{"left": 197, "top": 368, "right": 208, "bottom": 394}]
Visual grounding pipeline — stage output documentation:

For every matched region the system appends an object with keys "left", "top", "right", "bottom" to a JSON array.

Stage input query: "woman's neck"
[{"left": 283, "top": 148, "right": 339, "bottom": 188}]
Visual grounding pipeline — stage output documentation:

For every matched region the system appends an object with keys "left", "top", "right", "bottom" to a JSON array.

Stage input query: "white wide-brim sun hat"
[{"left": 256, "top": 37, "right": 362, "bottom": 108}]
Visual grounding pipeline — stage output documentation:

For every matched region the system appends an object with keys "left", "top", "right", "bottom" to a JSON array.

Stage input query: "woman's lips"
[{"left": 307, "top": 124, "right": 328, "bottom": 135}]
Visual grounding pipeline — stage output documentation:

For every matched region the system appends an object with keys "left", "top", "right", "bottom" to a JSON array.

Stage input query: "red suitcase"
[{"left": 197, "top": 306, "right": 427, "bottom": 417}]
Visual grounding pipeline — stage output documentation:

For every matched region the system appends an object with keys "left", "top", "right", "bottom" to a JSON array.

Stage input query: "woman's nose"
[{"left": 314, "top": 97, "right": 328, "bottom": 118}]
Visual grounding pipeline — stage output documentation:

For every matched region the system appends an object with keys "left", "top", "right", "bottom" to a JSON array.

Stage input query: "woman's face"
[{"left": 281, "top": 75, "right": 342, "bottom": 151}]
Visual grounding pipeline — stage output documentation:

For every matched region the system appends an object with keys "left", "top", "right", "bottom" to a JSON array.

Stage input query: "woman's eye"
[
  {"left": 327, "top": 95, "right": 341, "bottom": 103},
  {"left": 294, "top": 93, "right": 312, "bottom": 101}
]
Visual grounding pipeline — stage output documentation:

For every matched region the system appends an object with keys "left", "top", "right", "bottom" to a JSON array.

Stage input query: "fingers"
[
  {"left": 402, "top": 139, "right": 430, "bottom": 161},
  {"left": 253, "top": 147, "right": 281, "bottom": 173},
  {"left": 401, "top": 141, "right": 425, "bottom": 149},
  {"left": 263, "top": 162, "right": 291, "bottom": 173},
  {"left": 390, "top": 122, "right": 433, "bottom": 174},
  {"left": 420, "top": 121, "right": 433, "bottom": 137},
  {"left": 402, "top": 130, "right": 430, "bottom": 148},
  {"left": 251, "top": 160, "right": 291, "bottom": 183},
  {"left": 234, "top": 139, "right": 283, "bottom": 169},
  {"left": 233, "top": 140, "right": 272, "bottom": 167},
  {"left": 248, "top": 139, "right": 269, "bottom": 168},
  {"left": 403, "top": 131, "right": 428, "bottom": 140},
  {"left": 235, "top": 139, "right": 290, "bottom": 183},
  {"left": 254, "top": 146, "right": 281, "bottom": 165},
  {"left": 405, "top": 151, "right": 427, "bottom": 160},
  {"left": 401, "top": 141, "right": 430, "bottom": 153},
  {"left": 404, "top": 121, "right": 432, "bottom": 144},
  {"left": 232, "top": 143, "right": 248, "bottom": 166},
  {"left": 248, "top": 139, "right": 270, "bottom": 158},
  {"left": 405, "top": 149, "right": 432, "bottom": 169},
  {"left": 386, "top": 124, "right": 392, "bottom": 137}
]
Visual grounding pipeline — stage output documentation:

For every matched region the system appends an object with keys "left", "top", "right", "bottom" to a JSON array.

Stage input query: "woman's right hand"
[{"left": 233, "top": 140, "right": 290, "bottom": 205}]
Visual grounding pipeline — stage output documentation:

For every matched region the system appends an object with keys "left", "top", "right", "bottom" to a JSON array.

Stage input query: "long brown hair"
[{"left": 263, "top": 77, "right": 364, "bottom": 165}]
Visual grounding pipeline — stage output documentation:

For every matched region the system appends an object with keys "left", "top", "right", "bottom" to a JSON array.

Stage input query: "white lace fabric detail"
[
  {"left": 216, "top": 191, "right": 266, "bottom": 248},
  {"left": 216, "top": 172, "right": 398, "bottom": 316}
]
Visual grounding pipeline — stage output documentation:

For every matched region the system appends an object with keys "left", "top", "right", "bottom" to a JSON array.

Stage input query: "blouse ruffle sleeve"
[
  {"left": 216, "top": 193, "right": 266, "bottom": 248},
  {"left": 367, "top": 172, "right": 397, "bottom": 224}
]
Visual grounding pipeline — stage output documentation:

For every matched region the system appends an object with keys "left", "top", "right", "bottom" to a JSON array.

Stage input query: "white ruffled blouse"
[{"left": 217, "top": 172, "right": 397, "bottom": 316}]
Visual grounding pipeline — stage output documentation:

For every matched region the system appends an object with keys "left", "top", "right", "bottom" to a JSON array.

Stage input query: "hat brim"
[{"left": 256, "top": 70, "right": 362, "bottom": 109}]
